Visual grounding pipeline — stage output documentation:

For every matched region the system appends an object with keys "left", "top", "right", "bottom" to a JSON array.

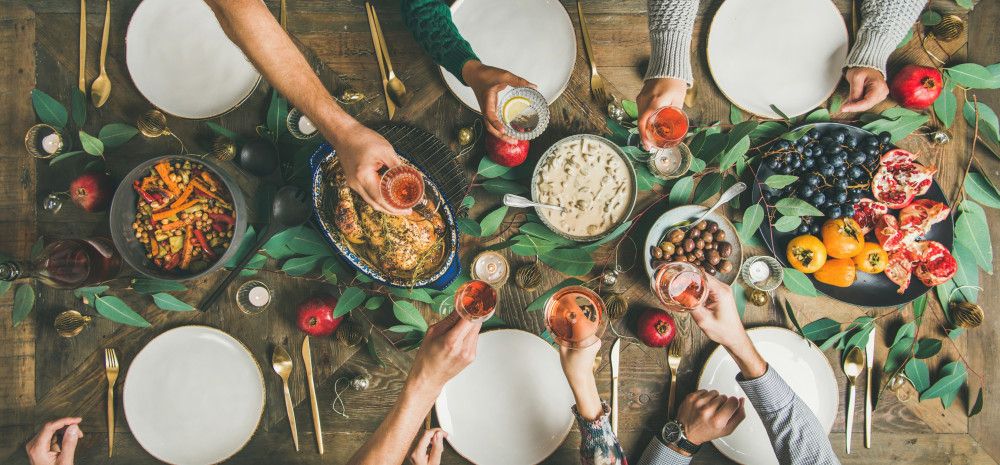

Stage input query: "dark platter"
[{"left": 749, "top": 122, "right": 953, "bottom": 307}]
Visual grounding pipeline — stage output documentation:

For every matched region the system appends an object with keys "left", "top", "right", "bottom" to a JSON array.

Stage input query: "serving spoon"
[
  {"left": 664, "top": 182, "right": 746, "bottom": 237},
  {"left": 503, "top": 194, "right": 565, "bottom": 212},
  {"left": 199, "top": 186, "right": 311, "bottom": 311}
]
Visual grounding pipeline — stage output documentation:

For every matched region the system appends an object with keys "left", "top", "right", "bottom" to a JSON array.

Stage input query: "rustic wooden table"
[{"left": 1, "top": 0, "right": 998, "bottom": 464}]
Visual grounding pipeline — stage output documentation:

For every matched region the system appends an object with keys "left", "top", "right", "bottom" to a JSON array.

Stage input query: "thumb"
[
  {"left": 56, "top": 424, "right": 82, "bottom": 465},
  {"left": 429, "top": 430, "right": 446, "bottom": 465}
]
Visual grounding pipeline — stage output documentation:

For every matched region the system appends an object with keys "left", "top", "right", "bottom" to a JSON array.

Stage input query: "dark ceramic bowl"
[{"left": 109, "top": 155, "right": 248, "bottom": 281}]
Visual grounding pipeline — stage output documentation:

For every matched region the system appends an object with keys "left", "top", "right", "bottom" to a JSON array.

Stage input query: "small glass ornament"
[
  {"left": 54, "top": 310, "right": 92, "bottom": 337},
  {"left": 349, "top": 373, "right": 371, "bottom": 391},
  {"left": 236, "top": 280, "right": 272, "bottom": 315},
  {"left": 337, "top": 89, "right": 365, "bottom": 104},
  {"left": 42, "top": 192, "right": 68, "bottom": 214},
  {"left": 951, "top": 301, "right": 983, "bottom": 328},
  {"left": 137, "top": 109, "right": 186, "bottom": 153},
  {"left": 930, "top": 130, "right": 951, "bottom": 145},
  {"left": 25, "top": 124, "right": 64, "bottom": 159},
  {"left": 514, "top": 263, "right": 542, "bottom": 291},
  {"left": 286, "top": 107, "right": 319, "bottom": 140},
  {"left": 607, "top": 100, "right": 627, "bottom": 123},
  {"left": 209, "top": 136, "right": 237, "bottom": 161}
]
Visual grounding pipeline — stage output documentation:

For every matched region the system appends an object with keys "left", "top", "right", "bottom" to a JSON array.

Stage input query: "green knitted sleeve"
[{"left": 401, "top": 0, "right": 479, "bottom": 84}]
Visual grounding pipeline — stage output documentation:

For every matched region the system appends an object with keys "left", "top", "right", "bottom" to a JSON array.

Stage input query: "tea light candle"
[
  {"left": 236, "top": 280, "right": 272, "bottom": 315},
  {"left": 297, "top": 115, "right": 317, "bottom": 135},
  {"left": 747, "top": 260, "right": 771, "bottom": 284},
  {"left": 471, "top": 251, "right": 509, "bottom": 287},
  {"left": 652, "top": 150, "right": 681, "bottom": 174},
  {"left": 247, "top": 285, "right": 270, "bottom": 307},
  {"left": 41, "top": 132, "right": 63, "bottom": 154}
]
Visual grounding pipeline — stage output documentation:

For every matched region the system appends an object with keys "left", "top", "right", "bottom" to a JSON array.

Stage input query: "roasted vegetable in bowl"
[{"left": 131, "top": 159, "right": 235, "bottom": 273}]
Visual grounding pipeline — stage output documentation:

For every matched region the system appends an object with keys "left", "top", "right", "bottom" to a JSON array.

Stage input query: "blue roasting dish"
[{"left": 309, "top": 143, "right": 460, "bottom": 290}]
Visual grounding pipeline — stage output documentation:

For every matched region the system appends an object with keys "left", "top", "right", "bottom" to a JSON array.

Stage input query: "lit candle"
[
  {"left": 297, "top": 115, "right": 317, "bottom": 135},
  {"left": 471, "top": 251, "right": 510, "bottom": 287},
  {"left": 41, "top": 132, "right": 63, "bottom": 154},
  {"left": 652, "top": 150, "right": 681, "bottom": 175},
  {"left": 248, "top": 285, "right": 270, "bottom": 307},
  {"left": 748, "top": 260, "right": 771, "bottom": 284}
]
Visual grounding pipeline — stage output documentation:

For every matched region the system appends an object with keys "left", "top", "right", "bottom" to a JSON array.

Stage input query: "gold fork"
[
  {"left": 104, "top": 348, "right": 119, "bottom": 457},
  {"left": 667, "top": 341, "right": 683, "bottom": 419},
  {"left": 576, "top": 0, "right": 609, "bottom": 106}
]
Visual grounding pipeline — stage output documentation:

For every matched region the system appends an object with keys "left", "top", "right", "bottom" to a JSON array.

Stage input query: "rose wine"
[
  {"left": 380, "top": 165, "right": 425, "bottom": 210},
  {"left": 644, "top": 106, "right": 689, "bottom": 149},
  {"left": 544, "top": 286, "right": 606, "bottom": 348},
  {"left": 0, "top": 238, "right": 122, "bottom": 289},
  {"left": 652, "top": 262, "right": 708, "bottom": 311},
  {"left": 454, "top": 280, "right": 498, "bottom": 321}
]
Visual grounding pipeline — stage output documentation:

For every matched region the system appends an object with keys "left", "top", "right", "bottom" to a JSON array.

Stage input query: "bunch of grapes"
[{"left": 761, "top": 127, "right": 892, "bottom": 235}]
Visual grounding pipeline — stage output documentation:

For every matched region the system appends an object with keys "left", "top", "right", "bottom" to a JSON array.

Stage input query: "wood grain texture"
[{"left": 1, "top": 0, "right": 998, "bottom": 463}]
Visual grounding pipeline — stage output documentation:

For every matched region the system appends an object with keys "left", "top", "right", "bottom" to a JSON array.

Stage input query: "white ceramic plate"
[
  {"left": 124, "top": 326, "right": 264, "bottom": 465},
  {"left": 707, "top": 0, "right": 848, "bottom": 119},
  {"left": 443, "top": 0, "right": 576, "bottom": 112},
  {"left": 435, "top": 329, "right": 574, "bottom": 465},
  {"left": 643, "top": 205, "right": 743, "bottom": 284},
  {"left": 698, "top": 327, "right": 839, "bottom": 465},
  {"left": 126, "top": 0, "right": 261, "bottom": 119}
]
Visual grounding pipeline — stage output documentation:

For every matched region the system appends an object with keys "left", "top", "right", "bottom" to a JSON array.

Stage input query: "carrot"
[
  {"left": 149, "top": 237, "right": 159, "bottom": 257},
  {"left": 151, "top": 199, "right": 200, "bottom": 222},
  {"left": 180, "top": 226, "right": 194, "bottom": 269},
  {"left": 160, "top": 220, "right": 186, "bottom": 232},
  {"left": 155, "top": 162, "right": 181, "bottom": 195},
  {"left": 190, "top": 180, "right": 228, "bottom": 205},
  {"left": 199, "top": 171, "right": 219, "bottom": 190},
  {"left": 172, "top": 183, "right": 195, "bottom": 209}
]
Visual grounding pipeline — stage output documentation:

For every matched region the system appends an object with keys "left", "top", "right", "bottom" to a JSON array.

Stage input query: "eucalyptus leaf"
[
  {"left": 477, "top": 157, "right": 511, "bottom": 178},
  {"left": 461, "top": 195, "right": 476, "bottom": 210},
  {"left": 764, "top": 175, "right": 799, "bottom": 189},
  {"left": 693, "top": 172, "right": 723, "bottom": 204},
  {"left": 48, "top": 151, "right": 85, "bottom": 166},
  {"left": 780, "top": 125, "right": 813, "bottom": 142},
  {"left": 321, "top": 258, "right": 341, "bottom": 284},
  {"left": 829, "top": 94, "right": 843, "bottom": 114},
  {"left": 365, "top": 296, "right": 385, "bottom": 310},
  {"left": 689, "top": 158, "right": 706, "bottom": 173},
  {"left": 393, "top": 300, "right": 428, "bottom": 331},
  {"left": 783, "top": 268, "right": 818, "bottom": 296},
  {"left": 946, "top": 63, "right": 1000, "bottom": 89},
  {"left": 457, "top": 218, "right": 483, "bottom": 236},
  {"left": 965, "top": 172, "right": 1000, "bottom": 208},
  {"left": 963, "top": 101, "right": 1000, "bottom": 144},
  {"left": 732, "top": 282, "right": 747, "bottom": 318},
  {"left": 482, "top": 178, "right": 528, "bottom": 195},
  {"left": 774, "top": 215, "right": 802, "bottom": 232},
  {"left": 540, "top": 248, "right": 594, "bottom": 276},
  {"left": 98, "top": 123, "right": 139, "bottom": 148},
  {"left": 933, "top": 83, "right": 958, "bottom": 129},
  {"left": 738, "top": 204, "right": 765, "bottom": 242},
  {"left": 333, "top": 287, "right": 366, "bottom": 318},
  {"left": 950, "top": 242, "right": 981, "bottom": 301},
  {"left": 861, "top": 113, "right": 928, "bottom": 143},
  {"left": 205, "top": 121, "right": 239, "bottom": 141},
  {"left": 884, "top": 336, "right": 914, "bottom": 373},
  {"left": 970, "top": 387, "right": 984, "bottom": 417},
  {"left": 920, "top": 361, "right": 966, "bottom": 407},
  {"left": 669, "top": 176, "right": 694, "bottom": 206},
  {"left": 31, "top": 89, "right": 68, "bottom": 129},
  {"left": 920, "top": 10, "right": 942, "bottom": 26},
  {"left": 783, "top": 300, "right": 807, "bottom": 339},
  {"left": 12, "top": 285, "right": 35, "bottom": 326},
  {"left": 727, "top": 121, "right": 759, "bottom": 148},
  {"left": 526, "top": 278, "right": 584, "bottom": 311},
  {"left": 585, "top": 220, "right": 632, "bottom": 249},
  {"left": 719, "top": 136, "right": 750, "bottom": 171},
  {"left": 749, "top": 121, "right": 787, "bottom": 142},
  {"left": 949, "top": 327, "right": 965, "bottom": 340},
  {"left": 801, "top": 317, "right": 840, "bottom": 343},
  {"left": 893, "top": 321, "right": 917, "bottom": 346},
  {"left": 131, "top": 278, "right": 186, "bottom": 295},
  {"left": 770, "top": 105, "right": 791, "bottom": 121},
  {"left": 73, "top": 285, "right": 109, "bottom": 304},
  {"left": 729, "top": 104, "right": 743, "bottom": 124},
  {"left": 695, "top": 133, "right": 729, "bottom": 164},
  {"left": 511, "top": 234, "right": 558, "bottom": 256},
  {"left": 152, "top": 293, "right": 195, "bottom": 311},
  {"left": 284, "top": 229, "right": 334, "bottom": 256},
  {"left": 775, "top": 197, "right": 823, "bottom": 217},
  {"left": 912, "top": 293, "right": 927, "bottom": 322},
  {"left": 905, "top": 358, "right": 930, "bottom": 393},
  {"left": 914, "top": 338, "right": 942, "bottom": 359},
  {"left": 896, "top": 28, "right": 914, "bottom": 49},
  {"left": 520, "top": 223, "right": 574, "bottom": 246},
  {"left": 955, "top": 0, "right": 973, "bottom": 8},
  {"left": 389, "top": 287, "right": 435, "bottom": 304},
  {"left": 954, "top": 201, "right": 992, "bottom": 273},
  {"left": 819, "top": 330, "right": 849, "bottom": 351},
  {"left": 622, "top": 100, "right": 639, "bottom": 119},
  {"left": 94, "top": 295, "right": 151, "bottom": 327},
  {"left": 479, "top": 206, "right": 509, "bottom": 237},
  {"left": 281, "top": 255, "right": 325, "bottom": 276},
  {"left": 241, "top": 253, "right": 267, "bottom": 276},
  {"left": 387, "top": 324, "right": 422, "bottom": 334},
  {"left": 78, "top": 130, "right": 104, "bottom": 156},
  {"left": 804, "top": 108, "right": 830, "bottom": 123},
  {"left": 71, "top": 88, "right": 86, "bottom": 127},
  {"left": 266, "top": 90, "right": 288, "bottom": 141}
]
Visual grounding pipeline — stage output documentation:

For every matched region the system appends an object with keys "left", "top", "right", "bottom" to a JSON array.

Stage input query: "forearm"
[
  {"left": 348, "top": 377, "right": 439, "bottom": 465},
  {"left": 722, "top": 335, "right": 768, "bottom": 380},
  {"left": 847, "top": 0, "right": 927, "bottom": 75},
  {"left": 401, "top": 0, "right": 478, "bottom": 83},
  {"left": 566, "top": 371, "right": 603, "bottom": 421},
  {"left": 204, "top": 0, "right": 360, "bottom": 148},
  {"left": 645, "top": 0, "right": 699, "bottom": 84}
]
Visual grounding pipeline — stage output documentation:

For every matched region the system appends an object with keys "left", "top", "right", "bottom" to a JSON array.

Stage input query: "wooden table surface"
[{"left": 1, "top": 0, "right": 998, "bottom": 464}]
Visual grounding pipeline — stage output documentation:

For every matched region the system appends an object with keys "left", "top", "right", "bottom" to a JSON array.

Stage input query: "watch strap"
[{"left": 675, "top": 436, "right": 701, "bottom": 455}]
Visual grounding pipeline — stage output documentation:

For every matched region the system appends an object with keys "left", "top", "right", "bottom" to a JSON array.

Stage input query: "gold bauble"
[
  {"left": 209, "top": 136, "right": 237, "bottom": 161},
  {"left": 338, "top": 89, "right": 365, "bottom": 103},
  {"left": 457, "top": 127, "right": 474, "bottom": 146},
  {"left": 336, "top": 320, "right": 365, "bottom": 347},
  {"left": 605, "top": 294, "right": 628, "bottom": 320},
  {"left": 54, "top": 310, "right": 92, "bottom": 338},
  {"left": 930, "top": 14, "right": 965, "bottom": 42},
  {"left": 514, "top": 263, "right": 542, "bottom": 291},
  {"left": 748, "top": 289, "right": 769, "bottom": 306},
  {"left": 137, "top": 109, "right": 169, "bottom": 138},
  {"left": 951, "top": 301, "right": 984, "bottom": 328}
]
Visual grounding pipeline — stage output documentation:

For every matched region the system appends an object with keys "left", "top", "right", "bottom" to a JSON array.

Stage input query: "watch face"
[{"left": 662, "top": 421, "right": 682, "bottom": 443}]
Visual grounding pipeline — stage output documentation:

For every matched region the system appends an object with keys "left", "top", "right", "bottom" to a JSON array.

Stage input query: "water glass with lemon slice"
[{"left": 496, "top": 87, "right": 549, "bottom": 140}]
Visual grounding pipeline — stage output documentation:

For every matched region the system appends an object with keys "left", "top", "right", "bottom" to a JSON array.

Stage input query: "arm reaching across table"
[
  {"left": 559, "top": 341, "right": 629, "bottom": 465},
  {"left": 203, "top": 0, "right": 410, "bottom": 216}
]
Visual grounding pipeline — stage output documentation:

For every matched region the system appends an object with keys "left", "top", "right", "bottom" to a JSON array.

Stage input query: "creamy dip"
[{"left": 535, "top": 137, "right": 632, "bottom": 237}]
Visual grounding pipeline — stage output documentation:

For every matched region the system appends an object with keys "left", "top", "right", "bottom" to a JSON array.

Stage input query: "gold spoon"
[
  {"left": 90, "top": 0, "right": 112, "bottom": 107},
  {"left": 370, "top": 6, "right": 409, "bottom": 107},
  {"left": 272, "top": 345, "right": 300, "bottom": 451},
  {"left": 842, "top": 346, "right": 865, "bottom": 454}
]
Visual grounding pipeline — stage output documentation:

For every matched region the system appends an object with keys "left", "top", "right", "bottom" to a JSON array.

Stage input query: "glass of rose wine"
[
  {"left": 543, "top": 286, "right": 607, "bottom": 349},
  {"left": 643, "top": 106, "right": 689, "bottom": 150},
  {"left": 453, "top": 279, "right": 499, "bottom": 322},
  {"left": 651, "top": 261, "right": 708, "bottom": 312},
  {"left": 379, "top": 164, "right": 425, "bottom": 211}
]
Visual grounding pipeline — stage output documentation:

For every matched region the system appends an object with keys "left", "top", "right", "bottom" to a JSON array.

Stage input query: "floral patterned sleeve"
[{"left": 573, "top": 402, "right": 629, "bottom": 465}]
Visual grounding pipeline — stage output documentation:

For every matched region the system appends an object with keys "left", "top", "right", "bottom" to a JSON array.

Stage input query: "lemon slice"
[{"left": 502, "top": 96, "right": 533, "bottom": 124}]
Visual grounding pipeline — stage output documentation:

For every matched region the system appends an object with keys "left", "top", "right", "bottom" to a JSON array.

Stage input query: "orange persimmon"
[
  {"left": 853, "top": 243, "right": 889, "bottom": 274},
  {"left": 814, "top": 258, "right": 857, "bottom": 287},
  {"left": 821, "top": 218, "right": 866, "bottom": 258},
  {"left": 786, "top": 234, "right": 828, "bottom": 274}
]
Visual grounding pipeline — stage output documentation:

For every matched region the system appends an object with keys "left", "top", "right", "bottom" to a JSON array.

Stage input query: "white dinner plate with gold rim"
[
  {"left": 442, "top": 0, "right": 576, "bottom": 112},
  {"left": 698, "top": 326, "right": 839, "bottom": 465},
  {"left": 435, "top": 329, "right": 574, "bottom": 465},
  {"left": 707, "top": 0, "right": 848, "bottom": 119},
  {"left": 126, "top": 0, "right": 261, "bottom": 119},
  {"left": 123, "top": 326, "right": 264, "bottom": 465}
]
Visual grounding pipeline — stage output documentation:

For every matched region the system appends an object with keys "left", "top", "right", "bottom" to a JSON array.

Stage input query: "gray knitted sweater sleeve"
[{"left": 646, "top": 0, "right": 927, "bottom": 84}]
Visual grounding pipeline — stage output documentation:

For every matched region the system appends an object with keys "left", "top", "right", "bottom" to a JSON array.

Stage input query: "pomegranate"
[
  {"left": 898, "top": 199, "right": 950, "bottom": 236},
  {"left": 912, "top": 241, "right": 957, "bottom": 287},
  {"left": 889, "top": 65, "right": 943, "bottom": 110},
  {"left": 852, "top": 198, "right": 890, "bottom": 235},
  {"left": 296, "top": 294, "right": 343, "bottom": 337},
  {"left": 69, "top": 172, "right": 113, "bottom": 212},
  {"left": 871, "top": 149, "right": 936, "bottom": 209},
  {"left": 884, "top": 248, "right": 916, "bottom": 293},
  {"left": 636, "top": 308, "right": 677, "bottom": 347},
  {"left": 485, "top": 132, "right": 529, "bottom": 167}
]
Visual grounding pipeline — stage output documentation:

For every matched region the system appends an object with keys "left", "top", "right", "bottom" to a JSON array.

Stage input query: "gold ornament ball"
[
  {"left": 336, "top": 320, "right": 365, "bottom": 347},
  {"left": 137, "top": 109, "right": 170, "bottom": 138},
  {"left": 930, "top": 14, "right": 965, "bottom": 42},
  {"left": 54, "top": 310, "right": 92, "bottom": 338},
  {"left": 748, "top": 289, "right": 768, "bottom": 306},
  {"left": 515, "top": 264, "right": 542, "bottom": 291},
  {"left": 951, "top": 301, "right": 984, "bottom": 328},
  {"left": 605, "top": 294, "right": 628, "bottom": 320},
  {"left": 338, "top": 89, "right": 365, "bottom": 103},
  {"left": 210, "top": 136, "right": 237, "bottom": 161},
  {"left": 457, "top": 127, "right": 474, "bottom": 146}
]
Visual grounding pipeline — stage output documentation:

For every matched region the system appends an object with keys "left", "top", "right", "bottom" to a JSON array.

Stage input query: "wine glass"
[
  {"left": 651, "top": 261, "right": 708, "bottom": 312},
  {"left": 379, "top": 164, "right": 425, "bottom": 210},
  {"left": 643, "top": 106, "right": 689, "bottom": 150},
  {"left": 543, "top": 285, "right": 607, "bottom": 349},
  {"left": 452, "top": 280, "right": 499, "bottom": 322}
]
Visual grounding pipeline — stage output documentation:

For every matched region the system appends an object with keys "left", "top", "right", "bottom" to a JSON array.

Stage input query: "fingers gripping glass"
[{"left": 495, "top": 87, "right": 550, "bottom": 140}]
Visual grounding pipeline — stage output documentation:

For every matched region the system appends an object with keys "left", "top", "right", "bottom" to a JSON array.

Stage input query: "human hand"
[
  {"left": 689, "top": 274, "right": 747, "bottom": 350},
  {"left": 26, "top": 418, "right": 83, "bottom": 465},
  {"left": 461, "top": 60, "right": 536, "bottom": 143},
  {"left": 333, "top": 122, "right": 410, "bottom": 216},
  {"left": 636, "top": 77, "right": 688, "bottom": 150},
  {"left": 409, "top": 428, "right": 446, "bottom": 465},
  {"left": 559, "top": 340, "right": 601, "bottom": 388},
  {"left": 676, "top": 390, "right": 746, "bottom": 445},
  {"left": 407, "top": 313, "right": 482, "bottom": 394},
  {"left": 840, "top": 67, "right": 890, "bottom": 113}
]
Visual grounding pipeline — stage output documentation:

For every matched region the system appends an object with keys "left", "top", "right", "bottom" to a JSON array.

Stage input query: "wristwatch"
[{"left": 661, "top": 420, "right": 702, "bottom": 455}]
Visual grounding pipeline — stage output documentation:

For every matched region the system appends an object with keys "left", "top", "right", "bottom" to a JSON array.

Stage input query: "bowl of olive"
[{"left": 643, "top": 205, "right": 743, "bottom": 285}]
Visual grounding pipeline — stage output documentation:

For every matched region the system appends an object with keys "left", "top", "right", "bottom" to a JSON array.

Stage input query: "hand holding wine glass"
[
  {"left": 559, "top": 340, "right": 603, "bottom": 421},
  {"left": 689, "top": 274, "right": 767, "bottom": 379},
  {"left": 406, "top": 312, "right": 482, "bottom": 394}
]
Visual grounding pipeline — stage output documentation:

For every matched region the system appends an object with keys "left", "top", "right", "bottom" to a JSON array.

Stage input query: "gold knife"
[
  {"left": 302, "top": 337, "right": 324, "bottom": 454},
  {"left": 364, "top": 2, "right": 395, "bottom": 119},
  {"left": 79, "top": 0, "right": 87, "bottom": 92}
]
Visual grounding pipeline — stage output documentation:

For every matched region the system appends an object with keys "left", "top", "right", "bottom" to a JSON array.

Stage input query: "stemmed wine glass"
[
  {"left": 651, "top": 261, "right": 708, "bottom": 312},
  {"left": 543, "top": 285, "right": 607, "bottom": 349}
]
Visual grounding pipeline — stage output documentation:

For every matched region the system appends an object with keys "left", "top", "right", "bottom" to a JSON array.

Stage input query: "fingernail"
[{"left": 66, "top": 425, "right": 79, "bottom": 438}]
